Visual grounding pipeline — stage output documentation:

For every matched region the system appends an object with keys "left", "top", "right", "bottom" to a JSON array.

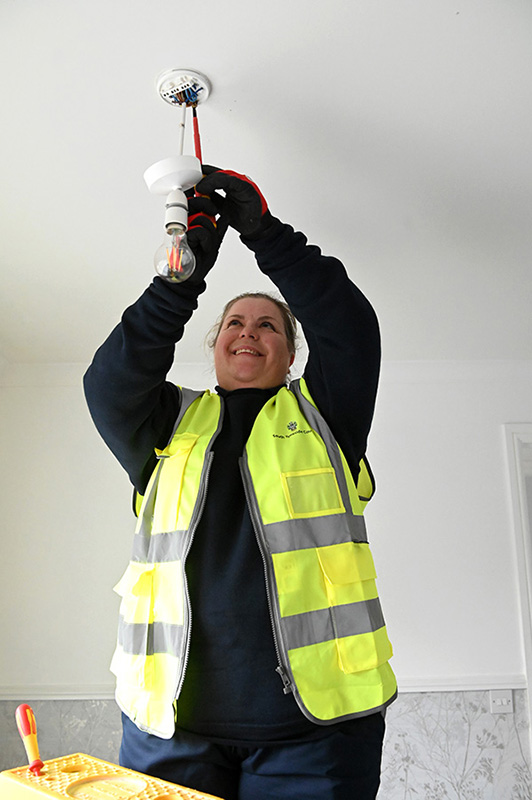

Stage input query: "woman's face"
[{"left": 214, "top": 297, "right": 295, "bottom": 391}]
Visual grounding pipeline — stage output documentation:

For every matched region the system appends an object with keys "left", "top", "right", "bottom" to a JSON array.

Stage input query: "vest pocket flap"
[
  {"left": 155, "top": 432, "right": 199, "bottom": 459},
  {"left": 317, "top": 542, "right": 377, "bottom": 585},
  {"left": 113, "top": 563, "right": 155, "bottom": 624},
  {"left": 337, "top": 627, "right": 394, "bottom": 674},
  {"left": 113, "top": 562, "right": 155, "bottom": 597}
]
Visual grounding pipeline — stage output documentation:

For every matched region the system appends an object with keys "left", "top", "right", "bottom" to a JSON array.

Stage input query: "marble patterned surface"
[{"left": 1, "top": 691, "right": 531, "bottom": 798}]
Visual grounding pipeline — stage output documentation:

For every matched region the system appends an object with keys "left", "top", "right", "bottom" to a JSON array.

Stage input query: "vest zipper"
[{"left": 239, "top": 455, "right": 294, "bottom": 696}]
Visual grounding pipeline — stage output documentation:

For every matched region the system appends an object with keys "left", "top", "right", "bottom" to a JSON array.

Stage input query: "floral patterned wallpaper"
[
  {"left": 1, "top": 690, "right": 531, "bottom": 798},
  {"left": 381, "top": 690, "right": 531, "bottom": 799}
]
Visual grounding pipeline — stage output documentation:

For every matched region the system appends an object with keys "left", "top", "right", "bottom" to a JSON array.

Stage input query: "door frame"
[{"left": 504, "top": 423, "right": 532, "bottom": 741}]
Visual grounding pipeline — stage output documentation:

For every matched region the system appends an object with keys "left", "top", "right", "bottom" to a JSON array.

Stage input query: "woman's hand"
[
  {"left": 186, "top": 195, "right": 229, "bottom": 285},
  {"left": 195, "top": 166, "right": 274, "bottom": 238}
]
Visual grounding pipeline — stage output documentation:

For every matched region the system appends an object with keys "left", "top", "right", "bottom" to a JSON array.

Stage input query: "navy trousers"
[{"left": 120, "top": 712, "right": 385, "bottom": 800}]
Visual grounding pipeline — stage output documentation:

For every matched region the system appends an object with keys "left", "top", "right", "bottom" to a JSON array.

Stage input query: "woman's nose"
[{"left": 240, "top": 326, "right": 257, "bottom": 339}]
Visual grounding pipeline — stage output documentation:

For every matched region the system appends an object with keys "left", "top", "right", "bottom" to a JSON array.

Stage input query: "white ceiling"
[{"left": 1, "top": 0, "right": 531, "bottom": 366}]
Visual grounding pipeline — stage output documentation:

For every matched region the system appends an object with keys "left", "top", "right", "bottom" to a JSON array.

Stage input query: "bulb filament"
[{"left": 166, "top": 245, "right": 183, "bottom": 273}]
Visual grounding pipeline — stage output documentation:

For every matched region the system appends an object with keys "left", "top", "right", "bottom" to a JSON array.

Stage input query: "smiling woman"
[
  {"left": 83, "top": 166, "right": 395, "bottom": 800},
  {"left": 212, "top": 295, "right": 296, "bottom": 390}
]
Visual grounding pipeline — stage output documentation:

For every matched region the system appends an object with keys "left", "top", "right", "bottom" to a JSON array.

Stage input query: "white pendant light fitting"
[{"left": 143, "top": 155, "right": 202, "bottom": 195}]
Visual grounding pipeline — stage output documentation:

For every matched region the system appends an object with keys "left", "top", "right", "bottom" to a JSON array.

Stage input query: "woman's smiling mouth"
[{"left": 233, "top": 348, "right": 262, "bottom": 356}]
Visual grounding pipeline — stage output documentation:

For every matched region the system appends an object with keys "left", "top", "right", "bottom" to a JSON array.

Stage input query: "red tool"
[
  {"left": 15, "top": 704, "right": 44, "bottom": 776},
  {"left": 192, "top": 106, "right": 203, "bottom": 165}
]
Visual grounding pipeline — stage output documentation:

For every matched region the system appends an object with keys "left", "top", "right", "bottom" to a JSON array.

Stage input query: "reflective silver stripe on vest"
[
  {"left": 131, "top": 531, "right": 187, "bottom": 563},
  {"left": 118, "top": 617, "right": 184, "bottom": 657},
  {"left": 264, "top": 513, "right": 368, "bottom": 554},
  {"left": 280, "top": 597, "right": 385, "bottom": 651},
  {"left": 290, "top": 379, "right": 354, "bottom": 516}
]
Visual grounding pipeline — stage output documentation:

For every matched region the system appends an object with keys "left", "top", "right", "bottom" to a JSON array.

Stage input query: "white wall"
[
  {"left": 1, "top": 359, "right": 531, "bottom": 697},
  {"left": 368, "top": 360, "right": 531, "bottom": 690}
]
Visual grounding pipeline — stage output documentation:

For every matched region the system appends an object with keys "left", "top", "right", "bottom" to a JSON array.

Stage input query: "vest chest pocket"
[
  {"left": 281, "top": 468, "right": 345, "bottom": 518},
  {"left": 317, "top": 542, "right": 393, "bottom": 674},
  {"left": 152, "top": 433, "right": 199, "bottom": 534}
]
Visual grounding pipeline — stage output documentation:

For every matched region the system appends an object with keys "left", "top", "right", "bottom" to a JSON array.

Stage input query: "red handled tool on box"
[{"left": 15, "top": 704, "right": 44, "bottom": 776}]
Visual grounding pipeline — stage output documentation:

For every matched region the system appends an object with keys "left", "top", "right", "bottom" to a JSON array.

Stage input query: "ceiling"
[{"left": 1, "top": 0, "right": 531, "bottom": 366}]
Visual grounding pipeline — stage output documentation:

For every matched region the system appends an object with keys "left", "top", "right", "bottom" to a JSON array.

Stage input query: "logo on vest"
[{"left": 273, "top": 420, "right": 312, "bottom": 439}]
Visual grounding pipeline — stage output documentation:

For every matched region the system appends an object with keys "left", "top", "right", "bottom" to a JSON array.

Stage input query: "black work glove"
[
  {"left": 195, "top": 165, "right": 275, "bottom": 239},
  {"left": 185, "top": 195, "right": 229, "bottom": 286}
]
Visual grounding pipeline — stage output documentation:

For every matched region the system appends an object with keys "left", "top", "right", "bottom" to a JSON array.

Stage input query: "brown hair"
[{"left": 207, "top": 292, "right": 298, "bottom": 356}]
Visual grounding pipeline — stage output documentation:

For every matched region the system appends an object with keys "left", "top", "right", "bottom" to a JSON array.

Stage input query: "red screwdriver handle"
[{"left": 15, "top": 704, "right": 44, "bottom": 776}]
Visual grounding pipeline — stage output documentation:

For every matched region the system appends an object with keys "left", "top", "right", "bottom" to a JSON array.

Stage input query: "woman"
[{"left": 84, "top": 166, "right": 396, "bottom": 800}]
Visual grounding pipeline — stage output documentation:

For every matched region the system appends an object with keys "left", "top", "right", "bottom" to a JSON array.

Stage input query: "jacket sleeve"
[
  {"left": 83, "top": 278, "right": 204, "bottom": 494},
  {"left": 242, "top": 219, "right": 381, "bottom": 478}
]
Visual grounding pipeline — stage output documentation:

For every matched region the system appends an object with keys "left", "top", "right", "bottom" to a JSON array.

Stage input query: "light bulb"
[{"left": 154, "top": 225, "right": 196, "bottom": 283}]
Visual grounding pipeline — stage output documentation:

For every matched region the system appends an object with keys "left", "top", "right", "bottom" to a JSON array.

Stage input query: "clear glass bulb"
[{"left": 154, "top": 226, "right": 196, "bottom": 283}]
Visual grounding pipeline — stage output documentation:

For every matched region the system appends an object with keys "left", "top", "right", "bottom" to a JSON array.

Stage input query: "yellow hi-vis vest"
[{"left": 111, "top": 379, "right": 397, "bottom": 739}]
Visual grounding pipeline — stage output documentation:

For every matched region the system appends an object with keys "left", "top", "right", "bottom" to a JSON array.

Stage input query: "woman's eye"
[
  {"left": 261, "top": 321, "right": 275, "bottom": 329},
  {"left": 227, "top": 319, "right": 241, "bottom": 327}
]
